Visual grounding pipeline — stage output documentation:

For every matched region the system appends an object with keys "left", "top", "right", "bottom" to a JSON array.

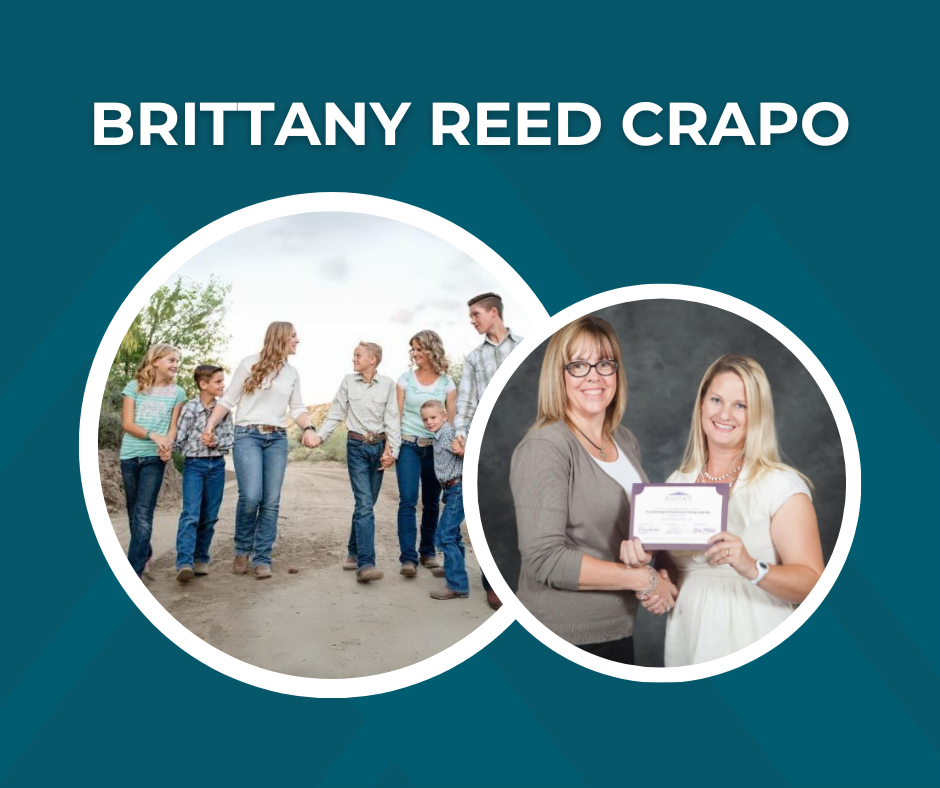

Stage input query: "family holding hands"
[
  {"left": 510, "top": 315, "right": 825, "bottom": 667},
  {"left": 118, "top": 293, "right": 519, "bottom": 607}
]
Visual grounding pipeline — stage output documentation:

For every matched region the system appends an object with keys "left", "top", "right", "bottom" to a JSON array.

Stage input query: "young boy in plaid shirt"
[
  {"left": 420, "top": 400, "right": 469, "bottom": 600},
  {"left": 173, "top": 365, "right": 234, "bottom": 582}
]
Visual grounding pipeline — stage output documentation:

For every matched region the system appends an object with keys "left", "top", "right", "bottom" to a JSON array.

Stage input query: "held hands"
[
  {"left": 302, "top": 430, "right": 322, "bottom": 449},
  {"left": 637, "top": 569, "right": 678, "bottom": 616},
  {"left": 150, "top": 433, "right": 173, "bottom": 453},
  {"left": 380, "top": 447, "right": 395, "bottom": 468},
  {"left": 200, "top": 430, "right": 215, "bottom": 448},
  {"left": 704, "top": 532, "right": 757, "bottom": 579},
  {"left": 620, "top": 537, "right": 652, "bottom": 568},
  {"left": 451, "top": 435, "right": 465, "bottom": 456},
  {"left": 150, "top": 433, "right": 173, "bottom": 463}
]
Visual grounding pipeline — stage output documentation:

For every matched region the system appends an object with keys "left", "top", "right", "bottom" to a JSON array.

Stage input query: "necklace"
[
  {"left": 573, "top": 424, "right": 608, "bottom": 460},
  {"left": 702, "top": 463, "right": 742, "bottom": 490},
  {"left": 702, "top": 465, "right": 741, "bottom": 481}
]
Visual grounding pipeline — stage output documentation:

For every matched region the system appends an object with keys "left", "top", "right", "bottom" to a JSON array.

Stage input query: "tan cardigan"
[{"left": 510, "top": 421, "right": 649, "bottom": 645}]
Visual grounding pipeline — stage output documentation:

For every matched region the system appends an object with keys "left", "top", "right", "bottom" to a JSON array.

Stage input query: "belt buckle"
[{"left": 363, "top": 432, "right": 378, "bottom": 444}]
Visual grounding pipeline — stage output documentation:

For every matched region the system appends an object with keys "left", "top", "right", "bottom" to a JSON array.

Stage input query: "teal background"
[{"left": 3, "top": 2, "right": 938, "bottom": 785}]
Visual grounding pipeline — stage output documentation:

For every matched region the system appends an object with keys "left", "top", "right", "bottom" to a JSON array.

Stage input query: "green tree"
[
  {"left": 100, "top": 276, "right": 231, "bottom": 447},
  {"left": 109, "top": 275, "right": 232, "bottom": 396}
]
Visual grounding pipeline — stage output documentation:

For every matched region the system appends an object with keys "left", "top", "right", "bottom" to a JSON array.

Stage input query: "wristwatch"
[{"left": 750, "top": 559, "right": 769, "bottom": 585}]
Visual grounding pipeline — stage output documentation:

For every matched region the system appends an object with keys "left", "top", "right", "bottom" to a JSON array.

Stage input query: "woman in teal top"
[{"left": 395, "top": 330, "right": 456, "bottom": 575}]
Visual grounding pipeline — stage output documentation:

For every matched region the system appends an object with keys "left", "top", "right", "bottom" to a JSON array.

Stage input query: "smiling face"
[
  {"left": 469, "top": 304, "right": 499, "bottom": 335},
  {"left": 287, "top": 330, "right": 299, "bottom": 355},
  {"left": 564, "top": 339, "right": 617, "bottom": 424},
  {"left": 352, "top": 345, "right": 377, "bottom": 373},
  {"left": 410, "top": 340, "right": 428, "bottom": 369},
  {"left": 154, "top": 352, "right": 180, "bottom": 382},
  {"left": 701, "top": 371, "right": 748, "bottom": 451},
  {"left": 200, "top": 371, "right": 225, "bottom": 399}
]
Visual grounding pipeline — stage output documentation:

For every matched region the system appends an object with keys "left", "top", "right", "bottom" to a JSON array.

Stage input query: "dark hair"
[
  {"left": 194, "top": 364, "right": 224, "bottom": 387},
  {"left": 468, "top": 292, "right": 504, "bottom": 319}
]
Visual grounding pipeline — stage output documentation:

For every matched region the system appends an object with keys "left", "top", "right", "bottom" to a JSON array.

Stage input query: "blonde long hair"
[
  {"left": 410, "top": 330, "right": 450, "bottom": 375},
  {"left": 136, "top": 343, "right": 179, "bottom": 394},
  {"left": 534, "top": 315, "right": 627, "bottom": 439},
  {"left": 244, "top": 322, "right": 295, "bottom": 395},
  {"left": 678, "top": 354, "right": 812, "bottom": 490}
]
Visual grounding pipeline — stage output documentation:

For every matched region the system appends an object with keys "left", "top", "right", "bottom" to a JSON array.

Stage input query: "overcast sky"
[{"left": 166, "top": 212, "right": 531, "bottom": 403}]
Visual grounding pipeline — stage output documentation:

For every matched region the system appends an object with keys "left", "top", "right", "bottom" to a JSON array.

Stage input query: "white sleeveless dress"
[{"left": 663, "top": 467, "right": 812, "bottom": 667}]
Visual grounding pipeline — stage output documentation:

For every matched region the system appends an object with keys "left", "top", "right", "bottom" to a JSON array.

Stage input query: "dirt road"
[{"left": 109, "top": 461, "right": 493, "bottom": 679}]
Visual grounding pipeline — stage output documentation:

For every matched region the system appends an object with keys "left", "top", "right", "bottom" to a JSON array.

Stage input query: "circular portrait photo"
[
  {"left": 82, "top": 194, "right": 545, "bottom": 693},
  {"left": 468, "top": 290, "right": 858, "bottom": 679}
]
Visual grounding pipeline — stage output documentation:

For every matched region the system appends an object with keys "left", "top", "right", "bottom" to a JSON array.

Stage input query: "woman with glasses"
[
  {"left": 394, "top": 330, "right": 457, "bottom": 577},
  {"left": 509, "top": 315, "right": 677, "bottom": 665}
]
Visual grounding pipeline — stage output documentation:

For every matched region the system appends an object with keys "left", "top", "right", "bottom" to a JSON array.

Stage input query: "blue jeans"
[
  {"left": 396, "top": 440, "right": 441, "bottom": 565},
  {"left": 436, "top": 482, "right": 469, "bottom": 594},
  {"left": 176, "top": 456, "right": 226, "bottom": 570},
  {"left": 346, "top": 438, "right": 385, "bottom": 570},
  {"left": 232, "top": 427, "right": 288, "bottom": 567},
  {"left": 121, "top": 455, "right": 167, "bottom": 576}
]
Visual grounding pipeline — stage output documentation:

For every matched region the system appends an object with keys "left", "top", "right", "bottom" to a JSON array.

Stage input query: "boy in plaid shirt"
[
  {"left": 420, "top": 400, "right": 468, "bottom": 600},
  {"left": 173, "top": 365, "right": 234, "bottom": 582}
]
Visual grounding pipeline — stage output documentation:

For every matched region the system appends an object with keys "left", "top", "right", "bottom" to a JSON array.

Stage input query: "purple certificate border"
[{"left": 628, "top": 483, "right": 729, "bottom": 550}]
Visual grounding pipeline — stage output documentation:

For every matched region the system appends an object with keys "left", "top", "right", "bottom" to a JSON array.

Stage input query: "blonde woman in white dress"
[{"left": 623, "top": 354, "right": 825, "bottom": 666}]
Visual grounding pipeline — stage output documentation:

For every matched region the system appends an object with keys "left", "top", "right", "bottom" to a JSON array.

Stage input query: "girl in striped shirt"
[{"left": 120, "top": 343, "right": 187, "bottom": 577}]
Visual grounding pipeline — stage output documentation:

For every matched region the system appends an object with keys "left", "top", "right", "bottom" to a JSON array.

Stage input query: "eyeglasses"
[{"left": 564, "top": 360, "right": 619, "bottom": 377}]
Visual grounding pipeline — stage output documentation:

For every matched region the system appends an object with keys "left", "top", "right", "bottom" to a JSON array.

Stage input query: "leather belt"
[
  {"left": 348, "top": 431, "right": 387, "bottom": 444},
  {"left": 242, "top": 424, "right": 286, "bottom": 434},
  {"left": 442, "top": 477, "right": 462, "bottom": 488},
  {"left": 402, "top": 434, "right": 435, "bottom": 448}
]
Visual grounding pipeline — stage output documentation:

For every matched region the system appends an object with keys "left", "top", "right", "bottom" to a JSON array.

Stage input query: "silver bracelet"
[{"left": 638, "top": 565, "right": 659, "bottom": 596}]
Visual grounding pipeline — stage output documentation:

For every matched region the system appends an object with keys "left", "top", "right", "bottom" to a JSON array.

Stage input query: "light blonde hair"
[
  {"left": 136, "top": 343, "right": 180, "bottom": 394},
  {"left": 357, "top": 341, "right": 383, "bottom": 366},
  {"left": 678, "top": 354, "right": 812, "bottom": 490},
  {"left": 420, "top": 399, "right": 447, "bottom": 415},
  {"left": 244, "top": 322, "right": 295, "bottom": 395},
  {"left": 534, "top": 315, "right": 627, "bottom": 439},
  {"left": 410, "top": 330, "right": 450, "bottom": 375}
]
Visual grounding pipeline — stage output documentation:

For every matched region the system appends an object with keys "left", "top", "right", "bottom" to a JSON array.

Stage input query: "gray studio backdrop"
[{"left": 478, "top": 300, "right": 846, "bottom": 668}]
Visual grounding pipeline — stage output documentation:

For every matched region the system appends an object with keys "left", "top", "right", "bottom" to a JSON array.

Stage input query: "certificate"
[{"left": 629, "top": 483, "right": 729, "bottom": 550}]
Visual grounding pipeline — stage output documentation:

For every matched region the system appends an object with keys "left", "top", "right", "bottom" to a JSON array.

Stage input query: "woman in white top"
[
  {"left": 203, "top": 322, "right": 321, "bottom": 579},
  {"left": 627, "top": 354, "right": 825, "bottom": 666},
  {"left": 394, "top": 330, "right": 456, "bottom": 575}
]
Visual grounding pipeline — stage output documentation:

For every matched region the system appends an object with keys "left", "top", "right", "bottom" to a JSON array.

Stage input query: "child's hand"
[
  {"left": 451, "top": 436, "right": 465, "bottom": 456},
  {"left": 151, "top": 433, "right": 172, "bottom": 453},
  {"left": 158, "top": 445, "right": 172, "bottom": 462},
  {"left": 200, "top": 430, "right": 215, "bottom": 448}
]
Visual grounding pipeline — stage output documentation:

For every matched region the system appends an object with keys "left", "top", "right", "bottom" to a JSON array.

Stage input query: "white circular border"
[
  {"left": 79, "top": 192, "right": 550, "bottom": 698},
  {"left": 463, "top": 285, "right": 861, "bottom": 682}
]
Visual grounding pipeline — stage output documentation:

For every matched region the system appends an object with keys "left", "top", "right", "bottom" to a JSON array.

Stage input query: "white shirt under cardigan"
[
  {"left": 590, "top": 441, "right": 644, "bottom": 502},
  {"left": 218, "top": 354, "right": 308, "bottom": 428}
]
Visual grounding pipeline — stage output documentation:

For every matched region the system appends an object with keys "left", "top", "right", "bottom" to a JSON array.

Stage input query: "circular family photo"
[
  {"left": 465, "top": 286, "right": 859, "bottom": 681},
  {"left": 79, "top": 194, "right": 547, "bottom": 695}
]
